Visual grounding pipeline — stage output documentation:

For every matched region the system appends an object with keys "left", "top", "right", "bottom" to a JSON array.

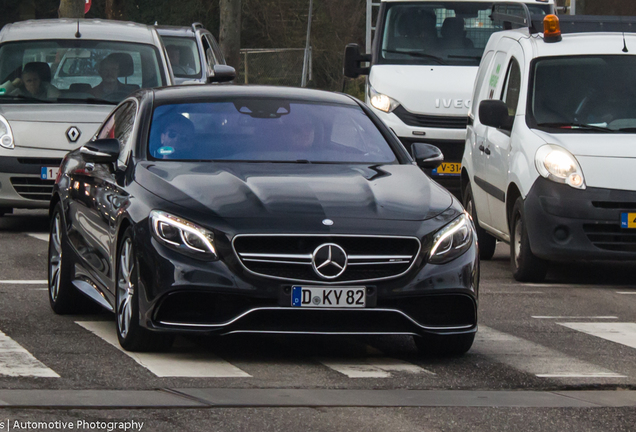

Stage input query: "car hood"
[
  {"left": 0, "top": 104, "right": 112, "bottom": 150},
  {"left": 369, "top": 65, "right": 477, "bottom": 115},
  {"left": 135, "top": 161, "right": 453, "bottom": 221},
  {"left": 531, "top": 130, "right": 636, "bottom": 191}
]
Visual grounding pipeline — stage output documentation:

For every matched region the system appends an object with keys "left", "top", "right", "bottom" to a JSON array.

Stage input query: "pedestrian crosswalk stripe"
[
  {"left": 75, "top": 321, "right": 251, "bottom": 378},
  {"left": 558, "top": 322, "right": 636, "bottom": 350},
  {"left": 474, "top": 325, "right": 626, "bottom": 379},
  {"left": 317, "top": 356, "right": 431, "bottom": 378},
  {"left": 27, "top": 233, "right": 49, "bottom": 242},
  {"left": 0, "top": 330, "right": 59, "bottom": 378}
]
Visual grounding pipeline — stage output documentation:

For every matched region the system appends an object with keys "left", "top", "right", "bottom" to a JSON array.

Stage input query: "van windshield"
[
  {"left": 531, "top": 55, "right": 636, "bottom": 133},
  {"left": 0, "top": 40, "right": 166, "bottom": 104},
  {"left": 377, "top": 2, "right": 551, "bottom": 66}
]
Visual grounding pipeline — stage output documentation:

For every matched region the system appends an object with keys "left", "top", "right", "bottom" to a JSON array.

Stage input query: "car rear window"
[{"left": 148, "top": 100, "right": 397, "bottom": 163}]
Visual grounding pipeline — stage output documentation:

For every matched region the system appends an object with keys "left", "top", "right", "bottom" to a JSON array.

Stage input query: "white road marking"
[
  {"left": 27, "top": 233, "right": 49, "bottom": 242},
  {"left": 0, "top": 280, "right": 47, "bottom": 285},
  {"left": 318, "top": 347, "right": 433, "bottom": 378},
  {"left": 474, "top": 326, "right": 626, "bottom": 379},
  {"left": 616, "top": 292, "right": 636, "bottom": 295},
  {"left": 75, "top": 321, "right": 251, "bottom": 378},
  {"left": 0, "top": 330, "right": 59, "bottom": 377},
  {"left": 558, "top": 322, "right": 636, "bottom": 350},
  {"left": 532, "top": 316, "right": 618, "bottom": 320}
]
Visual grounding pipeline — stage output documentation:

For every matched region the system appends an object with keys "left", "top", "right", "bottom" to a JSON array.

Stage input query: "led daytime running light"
[{"left": 150, "top": 210, "right": 217, "bottom": 257}]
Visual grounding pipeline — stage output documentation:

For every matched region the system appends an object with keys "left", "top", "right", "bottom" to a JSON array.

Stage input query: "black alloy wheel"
[
  {"left": 49, "top": 203, "right": 99, "bottom": 314},
  {"left": 509, "top": 197, "right": 548, "bottom": 282},
  {"left": 116, "top": 227, "right": 173, "bottom": 352},
  {"left": 414, "top": 332, "right": 475, "bottom": 357},
  {"left": 463, "top": 183, "right": 496, "bottom": 260}
]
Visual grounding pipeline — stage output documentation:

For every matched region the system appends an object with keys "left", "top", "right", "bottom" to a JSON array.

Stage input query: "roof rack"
[
  {"left": 192, "top": 22, "right": 204, "bottom": 32},
  {"left": 491, "top": 2, "right": 541, "bottom": 33}
]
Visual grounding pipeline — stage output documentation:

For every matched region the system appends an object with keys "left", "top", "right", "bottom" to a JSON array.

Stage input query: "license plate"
[
  {"left": 41, "top": 167, "right": 59, "bottom": 180},
  {"left": 291, "top": 286, "right": 366, "bottom": 308},
  {"left": 433, "top": 162, "right": 461, "bottom": 176},
  {"left": 621, "top": 213, "right": 636, "bottom": 228}
]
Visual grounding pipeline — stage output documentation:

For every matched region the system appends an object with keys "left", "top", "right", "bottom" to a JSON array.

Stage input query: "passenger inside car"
[
  {"left": 441, "top": 17, "right": 474, "bottom": 49},
  {"left": 0, "top": 62, "right": 61, "bottom": 99},
  {"left": 91, "top": 53, "right": 140, "bottom": 100},
  {"left": 166, "top": 45, "right": 196, "bottom": 76}
]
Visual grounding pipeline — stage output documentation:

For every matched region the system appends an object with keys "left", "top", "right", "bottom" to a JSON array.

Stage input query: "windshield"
[
  {"left": 377, "top": 2, "right": 551, "bottom": 66},
  {"left": 148, "top": 100, "right": 398, "bottom": 163},
  {"left": 160, "top": 36, "right": 202, "bottom": 79},
  {"left": 531, "top": 55, "right": 636, "bottom": 133},
  {"left": 0, "top": 40, "right": 166, "bottom": 104}
]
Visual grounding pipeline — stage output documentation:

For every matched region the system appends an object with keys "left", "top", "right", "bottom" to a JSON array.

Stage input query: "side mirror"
[
  {"left": 343, "top": 43, "right": 371, "bottom": 78},
  {"left": 80, "top": 138, "right": 120, "bottom": 163},
  {"left": 207, "top": 65, "right": 236, "bottom": 83},
  {"left": 411, "top": 143, "right": 444, "bottom": 169},
  {"left": 479, "top": 99, "right": 513, "bottom": 130}
]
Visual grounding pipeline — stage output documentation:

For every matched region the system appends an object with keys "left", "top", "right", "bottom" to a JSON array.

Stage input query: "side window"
[
  {"left": 486, "top": 51, "right": 507, "bottom": 100},
  {"left": 501, "top": 58, "right": 521, "bottom": 116},
  {"left": 96, "top": 101, "right": 137, "bottom": 163},
  {"left": 201, "top": 35, "right": 216, "bottom": 72},
  {"left": 207, "top": 34, "right": 225, "bottom": 65},
  {"left": 470, "top": 50, "right": 494, "bottom": 116},
  {"left": 97, "top": 114, "right": 116, "bottom": 140}
]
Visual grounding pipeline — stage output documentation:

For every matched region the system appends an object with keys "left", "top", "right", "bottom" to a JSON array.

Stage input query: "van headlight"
[
  {"left": 429, "top": 213, "right": 474, "bottom": 264},
  {"left": 0, "top": 115, "right": 14, "bottom": 149},
  {"left": 368, "top": 84, "right": 401, "bottom": 113},
  {"left": 150, "top": 210, "right": 218, "bottom": 260},
  {"left": 535, "top": 145, "right": 586, "bottom": 189}
]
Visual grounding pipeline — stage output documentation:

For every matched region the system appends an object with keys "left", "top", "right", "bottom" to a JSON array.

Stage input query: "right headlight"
[
  {"left": 0, "top": 115, "right": 14, "bottom": 149},
  {"left": 535, "top": 144, "right": 586, "bottom": 190},
  {"left": 368, "top": 84, "right": 401, "bottom": 113},
  {"left": 428, "top": 213, "right": 474, "bottom": 264},
  {"left": 150, "top": 210, "right": 218, "bottom": 260}
]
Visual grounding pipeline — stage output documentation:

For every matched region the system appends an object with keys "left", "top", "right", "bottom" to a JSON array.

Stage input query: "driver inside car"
[{"left": 0, "top": 62, "right": 61, "bottom": 99}]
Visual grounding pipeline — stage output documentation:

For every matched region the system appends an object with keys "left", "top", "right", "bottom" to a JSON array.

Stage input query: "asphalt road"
[{"left": 0, "top": 209, "right": 635, "bottom": 431}]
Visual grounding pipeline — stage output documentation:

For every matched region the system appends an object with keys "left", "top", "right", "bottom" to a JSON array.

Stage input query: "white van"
[
  {"left": 344, "top": 0, "right": 555, "bottom": 195},
  {"left": 462, "top": 10, "right": 636, "bottom": 281}
]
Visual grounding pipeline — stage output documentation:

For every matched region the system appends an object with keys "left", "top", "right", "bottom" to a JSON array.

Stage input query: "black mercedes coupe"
[{"left": 48, "top": 85, "right": 479, "bottom": 354}]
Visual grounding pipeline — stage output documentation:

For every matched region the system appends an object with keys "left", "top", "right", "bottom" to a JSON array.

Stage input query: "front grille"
[
  {"left": 233, "top": 235, "right": 421, "bottom": 283},
  {"left": 10, "top": 177, "right": 55, "bottom": 201},
  {"left": 583, "top": 223, "right": 636, "bottom": 252},
  {"left": 592, "top": 201, "right": 636, "bottom": 210},
  {"left": 393, "top": 106, "right": 468, "bottom": 129},
  {"left": 17, "top": 158, "right": 63, "bottom": 166}
]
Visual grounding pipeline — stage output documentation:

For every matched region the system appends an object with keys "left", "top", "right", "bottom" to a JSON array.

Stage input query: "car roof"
[
  {"left": 151, "top": 85, "right": 360, "bottom": 106},
  {"left": 0, "top": 19, "right": 160, "bottom": 44},
  {"left": 155, "top": 26, "right": 198, "bottom": 37}
]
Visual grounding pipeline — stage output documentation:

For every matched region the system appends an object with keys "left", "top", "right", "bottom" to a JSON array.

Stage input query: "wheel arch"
[{"left": 506, "top": 182, "right": 522, "bottom": 232}]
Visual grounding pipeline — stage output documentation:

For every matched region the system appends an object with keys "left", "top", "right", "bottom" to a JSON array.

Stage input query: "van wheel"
[
  {"left": 510, "top": 197, "right": 548, "bottom": 282},
  {"left": 463, "top": 184, "right": 496, "bottom": 260},
  {"left": 414, "top": 332, "right": 475, "bottom": 357}
]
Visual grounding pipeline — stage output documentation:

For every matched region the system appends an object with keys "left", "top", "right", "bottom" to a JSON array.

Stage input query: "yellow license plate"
[
  {"left": 621, "top": 213, "right": 636, "bottom": 228},
  {"left": 434, "top": 162, "right": 461, "bottom": 176}
]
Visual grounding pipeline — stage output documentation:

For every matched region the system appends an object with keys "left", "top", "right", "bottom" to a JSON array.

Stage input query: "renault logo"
[
  {"left": 66, "top": 126, "right": 81, "bottom": 143},
  {"left": 312, "top": 243, "right": 347, "bottom": 279}
]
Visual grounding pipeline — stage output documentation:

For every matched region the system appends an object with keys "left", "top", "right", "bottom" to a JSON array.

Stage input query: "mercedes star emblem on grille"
[
  {"left": 66, "top": 126, "right": 81, "bottom": 143},
  {"left": 312, "top": 243, "right": 347, "bottom": 279}
]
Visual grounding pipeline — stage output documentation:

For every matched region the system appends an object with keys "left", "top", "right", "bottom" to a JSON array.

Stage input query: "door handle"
[
  {"left": 478, "top": 144, "right": 485, "bottom": 152},
  {"left": 484, "top": 147, "right": 491, "bottom": 155},
  {"left": 479, "top": 145, "right": 491, "bottom": 155}
]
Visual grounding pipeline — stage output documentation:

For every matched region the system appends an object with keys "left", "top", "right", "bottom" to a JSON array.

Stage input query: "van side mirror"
[
  {"left": 207, "top": 65, "right": 236, "bottom": 83},
  {"left": 80, "top": 139, "right": 120, "bottom": 164},
  {"left": 343, "top": 43, "right": 371, "bottom": 78},
  {"left": 411, "top": 143, "right": 444, "bottom": 169},
  {"left": 479, "top": 100, "right": 513, "bottom": 130}
]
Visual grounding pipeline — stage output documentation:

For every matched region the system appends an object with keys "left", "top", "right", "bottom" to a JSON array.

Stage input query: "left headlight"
[
  {"left": 150, "top": 210, "right": 218, "bottom": 260},
  {"left": 535, "top": 144, "right": 586, "bottom": 190},
  {"left": 0, "top": 115, "right": 14, "bottom": 149},
  {"left": 368, "top": 84, "right": 401, "bottom": 113},
  {"left": 428, "top": 213, "right": 474, "bottom": 264}
]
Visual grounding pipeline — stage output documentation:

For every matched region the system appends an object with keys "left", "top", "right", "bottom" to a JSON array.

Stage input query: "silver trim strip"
[
  {"left": 240, "top": 253, "right": 312, "bottom": 259},
  {"left": 232, "top": 234, "right": 422, "bottom": 285},
  {"left": 348, "top": 255, "right": 413, "bottom": 260},
  {"left": 157, "top": 306, "right": 474, "bottom": 332},
  {"left": 348, "top": 261, "right": 408, "bottom": 266},
  {"left": 243, "top": 258, "right": 311, "bottom": 265},
  {"left": 223, "top": 330, "right": 420, "bottom": 336}
]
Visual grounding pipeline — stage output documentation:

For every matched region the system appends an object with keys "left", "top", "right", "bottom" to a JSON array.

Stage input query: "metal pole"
[
  {"left": 301, "top": 0, "right": 313, "bottom": 87},
  {"left": 570, "top": 0, "right": 576, "bottom": 15},
  {"left": 366, "top": 0, "right": 372, "bottom": 54}
]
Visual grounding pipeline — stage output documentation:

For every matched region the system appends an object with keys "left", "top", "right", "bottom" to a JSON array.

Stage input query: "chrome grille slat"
[{"left": 233, "top": 234, "right": 421, "bottom": 284}]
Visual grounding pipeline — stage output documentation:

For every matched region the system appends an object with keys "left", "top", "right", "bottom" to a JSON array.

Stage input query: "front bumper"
[
  {"left": 135, "top": 232, "right": 479, "bottom": 337},
  {"left": 0, "top": 153, "right": 67, "bottom": 208},
  {"left": 525, "top": 177, "right": 636, "bottom": 261}
]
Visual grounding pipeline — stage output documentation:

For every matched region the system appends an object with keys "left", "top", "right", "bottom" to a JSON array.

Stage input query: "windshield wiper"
[
  {"left": 382, "top": 49, "right": 446, "bottom": 65},
  {"left": 55, "top": 97, "right": 118, "bottom": 105},
  {"left": 537, "top": 122, "right": 614, "bottom": 132}
]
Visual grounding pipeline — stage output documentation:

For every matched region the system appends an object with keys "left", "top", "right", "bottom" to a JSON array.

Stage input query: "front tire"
[
  {"left": 463, "top": 183, "right": 496, "bottom": 260},
  {"left": 49, "top": 203, "right": 99, "bottom": 314},
  {"left": 116, "top": 227, "right": 173, "bottom": 352},
  {"left": 509, "top": 197, "right": 548, "bottom": 282},
  {"left": 414, "top": 332, "right": 475, "bottom": 357}
]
